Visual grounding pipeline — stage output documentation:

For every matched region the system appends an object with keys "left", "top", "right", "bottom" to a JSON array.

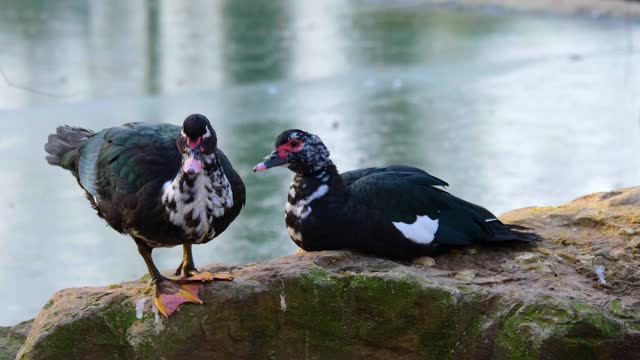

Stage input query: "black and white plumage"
[
  {"left": 254, "top": 129, "right": 538, "bottom": 260},
  {"left": 45, "top": 114, "right": 245, "bottom": 316},
  {"left": 159, "top": 151, "right": 238, "bottom": 246}
]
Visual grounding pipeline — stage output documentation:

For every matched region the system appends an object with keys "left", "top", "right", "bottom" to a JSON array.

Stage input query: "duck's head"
[
  {"left": 177, "top": 114, "right": 217, "bottom": 176},
  {"left": 253, "top": 129, "right": 330, "bottom": 175}
]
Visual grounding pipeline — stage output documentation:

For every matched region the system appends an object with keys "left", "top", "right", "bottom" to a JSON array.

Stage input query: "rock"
[
  {"left": 522, "top": 261, "right": 554, "bottom": 274},
  {"left": 8, "top": 320, "right": 33, "bottom": 341},
  {"left": 535, "top": 248, "right": 552, "bottom": 256},
  {"left": 629, "top": 237, "right": 640, "bottom": 250},
  {"left": 593, "top": 256, "right": 608, "bottom": 266},
  {"left": 515, "top": 253, "right": 540, "bottom": 264},
  {"left": 556, "top": 251, "right": 577, "bottom": 263},
  {"left": 502, "top": 186, "right": 640, "bottom": 298},
  {"left": 594, "top": 249, "right": 610, "bottom": 259},
  {"left": 412, "top": 256, "right": 436, "bottom": 267},
  {"left": 17, "top": 187, "right": 640, "bottom": 359},
  {"left": 608, "top": 299, "right": 640, "bottom": 319},
  {"left": 514, "top": 253, "right": 553, "bottom": 273},
  {"left": 17, "top": 253, "right": 640, "bottom": 360},
  {"left": 1, "top": 320, "right": 33, "bottom": 360},
  {"left": 610, "top": 248, "right": 633, "bottom": 262},
  {"left": 560, "top": 238, "right": 578, "bottom": 246},
  {"left": 454, "top": 269, "right": 477, "bottom": 281},
  {"left": 577, "top": 254, "right": 595, "bottom": 264}
]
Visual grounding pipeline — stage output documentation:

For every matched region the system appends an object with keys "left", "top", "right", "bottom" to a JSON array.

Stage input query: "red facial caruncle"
[{"left": 277, "top": 139, "right": 304, "bottom": 159}]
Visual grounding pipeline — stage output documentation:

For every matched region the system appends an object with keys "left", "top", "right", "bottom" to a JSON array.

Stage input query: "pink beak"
[
  {"left": 183, "top": 155, "right": 202, "bottom": 175},
  {"left": 183, "top": 141, "right": 203, "bottom": 175}
]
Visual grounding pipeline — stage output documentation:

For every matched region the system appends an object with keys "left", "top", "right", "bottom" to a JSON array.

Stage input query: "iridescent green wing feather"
[{"left": 78, "top": 123, "right": 182, "bottom": 200}]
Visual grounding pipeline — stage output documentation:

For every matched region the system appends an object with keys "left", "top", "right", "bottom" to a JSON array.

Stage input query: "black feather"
[
  {"left": 44, "top": 126, "right": 94, "bottom": 168},
  {"left": 491, "top": 224, "right": 541, "bottom": 242}
]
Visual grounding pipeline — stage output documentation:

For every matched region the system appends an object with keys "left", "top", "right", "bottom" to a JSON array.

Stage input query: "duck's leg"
[
  {"left": 134, "top": 239, "right": 201, "bottom": 317},
  {"left": 175, "top": 244, "right": 235, "bottom": 282}
]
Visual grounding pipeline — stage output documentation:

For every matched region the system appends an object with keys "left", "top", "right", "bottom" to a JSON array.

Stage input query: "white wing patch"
[{"left": 393, "top": 215, "right": 439, "bottom": 244}]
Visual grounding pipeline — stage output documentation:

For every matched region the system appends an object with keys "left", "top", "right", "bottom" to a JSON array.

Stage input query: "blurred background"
[{"left": 0, "top": 0, "right": 639, "bottom": 325}]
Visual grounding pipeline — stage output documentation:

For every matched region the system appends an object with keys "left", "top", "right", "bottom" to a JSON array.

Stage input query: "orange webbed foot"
[
  {"left": 180, "top": 269, "right": 235, "bottom": 282},
  {"left": 153, "top": 279, "right": 202, "bottom": 317}
]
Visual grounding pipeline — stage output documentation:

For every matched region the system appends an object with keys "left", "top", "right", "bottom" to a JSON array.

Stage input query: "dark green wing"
[
  {"left": 348, "top": 171, "right": 496, "bottom": 245},
  {"left": 341, "top": 165, "right": 448, "bottom": 187},
  {"left": 78, "top": 123, "right": 182, "bottom": 200}
]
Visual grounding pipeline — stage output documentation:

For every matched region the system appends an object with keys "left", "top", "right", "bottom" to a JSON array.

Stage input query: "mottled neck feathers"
[{"left": 286, "top": 163, "right": 344, "bottom": 221}]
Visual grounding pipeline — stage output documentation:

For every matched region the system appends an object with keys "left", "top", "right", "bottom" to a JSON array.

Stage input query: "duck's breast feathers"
[
  {"left": 78, "top": 123, "right": 182, "bottom": 200},
  {"left": 348, "top": 170, "right": 495, "bottom": 246}
]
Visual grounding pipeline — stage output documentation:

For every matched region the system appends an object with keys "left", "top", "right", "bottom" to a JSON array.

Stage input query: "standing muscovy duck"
[
  {"left": 253, "top": 129, "right": 538, "bottom": 259},
  {"left": 45, "top": 114, "right": 245, "bottom": 317}
]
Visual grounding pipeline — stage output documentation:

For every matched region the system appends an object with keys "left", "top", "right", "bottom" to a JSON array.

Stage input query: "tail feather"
[
  {"left": 44, "top": 126, "right": 94, "bottom": 169},
  {"left": 491, "top": 223, "right": 541, "bottom": 243}
]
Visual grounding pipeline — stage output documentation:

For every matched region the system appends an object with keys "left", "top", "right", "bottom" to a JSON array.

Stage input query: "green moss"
[
  {"left": 18, "top": 295, "right": 140, "bottom": 359},
  {"left": 300, "top": 267, "right": 335, "bottom": 283},
  {"left": 25, "top": 318, "right": 133, "bottom": 360},
  {"left": 100, "top": 301, "right": 138, "bottom": 342},
  {"left": 609, "top": 299, "right": 640, "bottom": 323},
  {"left": 522, "top": 303, "right": 571, "bottom": 326},
  {"left": 274, "top": 270, "right": 464, "bottom": 358},
  {"left": 569, "top": 302, "right": 621, "bottom": 338},
  {"left": 610, "top": 299, "right": 623, "bottom": 314},
  {"left": 496, "top": 306, "right": 543, "bottom": 360},
  {"left": 495, "top": 300, "right": 625, "bottom": 360}
]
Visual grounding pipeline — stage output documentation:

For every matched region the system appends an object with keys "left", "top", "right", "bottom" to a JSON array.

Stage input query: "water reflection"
[
  {"left": 156, "top": 0, "right": 225, "bottom": 92},
  {"left": 289, "top": 0, "right": 349, "bottom": 80},
  {"left": 222, "top": 0, "right": 290, "bottom": 83},
  {"left": 350, "top": 6, "right": 426, "bottom": 65},
  {"left": 0, "top": 1, "right": 639, "bottom": 325},
  {"left": 88, "top": 1, "right": 150, "bottom": 96}
]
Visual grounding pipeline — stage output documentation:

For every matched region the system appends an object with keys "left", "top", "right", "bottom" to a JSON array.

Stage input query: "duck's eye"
[{"left": 290, "top": 140, "right": 299, "bottom": 147}]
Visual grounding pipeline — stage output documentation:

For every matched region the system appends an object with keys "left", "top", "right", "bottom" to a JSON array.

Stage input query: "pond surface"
[{"left": 0, "top": 0, "right": 639, "bottom": 325}]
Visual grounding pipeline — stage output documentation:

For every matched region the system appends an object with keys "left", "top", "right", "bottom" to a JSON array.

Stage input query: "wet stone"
[
  {"left": 413, "top": 256, "right": 436, "bottom": 267},
  {"left": 454, "top": 269, "right": 477, "bottom": 282}
]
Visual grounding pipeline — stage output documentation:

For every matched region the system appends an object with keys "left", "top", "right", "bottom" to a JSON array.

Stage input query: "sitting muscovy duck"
[
  {"left": 45, "top": 114, "right": 245, "bottom": 317},
  {"left": 253, "top": 129, "right": 538, "bottom": 259}
]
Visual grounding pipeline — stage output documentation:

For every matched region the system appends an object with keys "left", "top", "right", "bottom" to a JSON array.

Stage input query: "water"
[{"left": 0, "top": 0, "right": 639, "bottom": 325}]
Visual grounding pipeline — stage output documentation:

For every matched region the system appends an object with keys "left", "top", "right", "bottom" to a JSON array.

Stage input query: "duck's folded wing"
[
  {"left": 215, "top": 148, "right": 246, "bottom": 209},
  {"left": 348, "top": 172, "right": 499, "bottom": 246},
  {"left": 341, "top": 165, "right": 448, "bottom": 187},
  {"left": 79, "top": 123, "right": 182, "bottom": 200}
]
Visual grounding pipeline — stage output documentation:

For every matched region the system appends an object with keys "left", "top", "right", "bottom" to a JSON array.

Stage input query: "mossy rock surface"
[
  {"left": 17, "top": 187, "right": 640, "bottom": 359},
  {"left": 1, "top": 320, "right": 33, "bottom": 360}
]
